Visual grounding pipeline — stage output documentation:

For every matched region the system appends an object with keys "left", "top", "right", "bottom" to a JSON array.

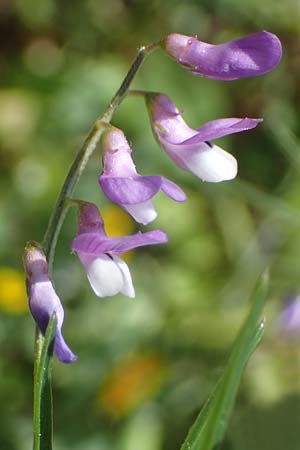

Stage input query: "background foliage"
[{"left": 1, "top": 0, "right": 300, "bottom": 448}]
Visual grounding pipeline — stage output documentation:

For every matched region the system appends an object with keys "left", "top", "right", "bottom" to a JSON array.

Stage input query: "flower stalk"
[{"left": 33, "top": 41, "right": 159, "bottom": 450}]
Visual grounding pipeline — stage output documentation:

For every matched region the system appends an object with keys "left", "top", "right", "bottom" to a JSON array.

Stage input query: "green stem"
[
  {"left": 102, "top": 43, "right": 159, "bottom": 122},
  {"left": 33, "top": 315, "right": 57, "bottom": 450},
  {"left": 33, "top": 41, "right": 158, "bottom": 450}
]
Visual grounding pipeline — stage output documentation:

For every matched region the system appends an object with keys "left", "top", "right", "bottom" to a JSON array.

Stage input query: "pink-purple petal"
[
  {"left": 71, "top": 232, "right": 111, "bottom": 255},
  {"left": 71, "top": 229, "right": 168, "bottom": 256},
  {"left": 78, "top": 202, "right": 106, "bottom": 235},
  {"left": 161, "top": 177, "right": 186, "bottom": 202},
  {"left": 54, "top": 330, "right": 78, "bottom": 363},
  {"left": 99, "top": 176, "right": 163, "bottom": 205},
  {"left": 165, "top": 31, "right": 282, "bottom": 80},
  {"left": 110, "top": 230, "right": 168, "bottom": 254},
  {"left": 183, "top": 117, "right": 263, "bottom": 145}
]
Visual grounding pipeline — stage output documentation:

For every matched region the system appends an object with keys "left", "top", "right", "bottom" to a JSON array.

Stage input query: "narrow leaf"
[
  {"left": 33, "top": 314, "right": 57, "bottom": 450},
  {"left": 180, "top": 273, "right": 268, "bottom": 450}
]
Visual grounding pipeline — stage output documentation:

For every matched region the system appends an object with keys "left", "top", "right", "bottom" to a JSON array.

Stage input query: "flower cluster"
[{"left": 24, "top": 31, "right": 281, "bottom": 362}]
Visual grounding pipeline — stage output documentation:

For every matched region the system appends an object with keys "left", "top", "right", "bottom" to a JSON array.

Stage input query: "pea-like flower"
[
  {"left": 147, "top": 93, "right": 263, "bottom": 182},
  {"left": 24, "top": 242, "right": 77, "bottom": 364},
  {"left": 99, "top": 127, "right": 186, "bottom": 225},
  {"left": 163, "top": 31, "right": 282, "bottom": 80},
  {"left": 71, "top": 202, "right": 168, "bottom": 298}
]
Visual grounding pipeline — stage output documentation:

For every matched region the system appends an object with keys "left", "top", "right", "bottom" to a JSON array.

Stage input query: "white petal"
[
  {"left": 82, "top": 254, "right": 124, "bottom": 297},
  {"left": 111, "top": 255, "right": 135, "bottom": 298},
  {"left": 185, "top": 143, "right": 238, "bottom": 182},
  {"left": 123, "top": 200, "right": 157, "bottom": 225}
]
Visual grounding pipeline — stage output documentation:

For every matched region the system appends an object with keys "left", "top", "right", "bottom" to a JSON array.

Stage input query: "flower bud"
[
  {"left": 24, "top": 242, "right": 77, "bottom": 363},
  {"left": 164, "top": 31, "right": 282, "bottom": 80}
]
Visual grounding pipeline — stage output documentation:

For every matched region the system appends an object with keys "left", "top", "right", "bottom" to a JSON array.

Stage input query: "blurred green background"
[{"left": 1, "top": 0, "right": 300, "bottom": 449}]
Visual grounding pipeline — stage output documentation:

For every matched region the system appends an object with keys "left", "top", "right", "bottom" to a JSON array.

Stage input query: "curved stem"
[
  {"left": 33, "top": 41, "right": 159, "bottom": 450},
  {"left": 102, "top": 43, "right": 159, "bottom": 122}
]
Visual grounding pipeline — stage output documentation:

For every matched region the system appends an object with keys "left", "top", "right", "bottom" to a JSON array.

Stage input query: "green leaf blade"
[{"left": 180, "top": 273, "right": 268, "bottom": 450}]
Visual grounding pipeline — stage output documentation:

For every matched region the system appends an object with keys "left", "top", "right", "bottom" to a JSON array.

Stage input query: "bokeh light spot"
[
  {"left": 0, "top": 267, "right": 28, "bottom": 314},
  {"left": 14, "top": 157, "right": 50, "bottom": 199},
  {"left": 98, "top": 353, "right": 166, "bottom": 419},
  {"left": 23, "top": 38, "right": 63, "bottom": 77}
]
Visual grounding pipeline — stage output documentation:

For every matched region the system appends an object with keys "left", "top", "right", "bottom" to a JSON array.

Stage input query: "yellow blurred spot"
[
  {"left": 102, "top": 205, "right": 135, "bottom": 236},
  {"left": 0, "top": 89, "right": 39, "bottom": 148},
  {"left": 98, "top": 353, "right": 166, "bottom": 419},
  {"left": 102, "top": 205, "right": 136, "bottom": 261},
  {"left": 0, "top": 268, "right": 28, "bottom": 314}
]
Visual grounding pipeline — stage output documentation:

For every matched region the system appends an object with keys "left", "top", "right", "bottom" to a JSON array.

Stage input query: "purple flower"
[
  {"left": 71, "top": 203, "right": 168, "bottom": 298},
  {"left": 147, "top": 93, "right": 263, "bottom": 182},
  {"left": 164, "top": 31, "right": 282, "bottom": 80},
  {"left": 99, "top": 127, "right": 186, "bottom": 225},
  {"left": 277, "top": 294, "right": 300, "bottom": 336},
  {"left": 24, "top": 243, "right": 77, "bottom": 364}
]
